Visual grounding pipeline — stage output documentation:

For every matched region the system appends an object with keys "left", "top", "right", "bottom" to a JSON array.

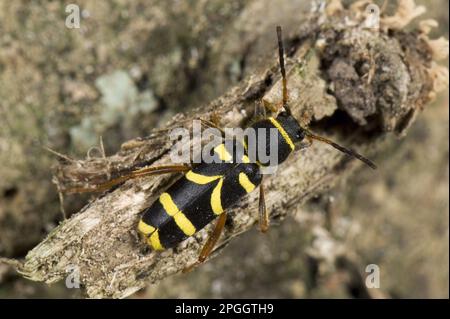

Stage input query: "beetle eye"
[{"left": 296, "top": 129, "right": 305, "bottom": 140}]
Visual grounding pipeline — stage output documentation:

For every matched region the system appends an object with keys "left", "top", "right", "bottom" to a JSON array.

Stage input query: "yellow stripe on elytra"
[
  {"left": 211, "top": 178, "right": 224, "bottom": 215},
  {"left": 173, "top": 213, "right": 196, "bottom": 236},
  {"left": 186, "top": 171, "right": 221, "bottom": 184},
  {"left": 214, "top": 143, "right": 233, "bottom": 162},
  {"left": 159, "top": 192, "right": 178, "bottom": 216},
  {"left": 242, "top": 139, "right": 248, "bottom": 151},
  {"left": 238, "top": 172, "right": 256, "bottom": 193},
  {"left": 138, "top": 220, "right": 156, "bottom": 236},
  {"left": 148, "top": 230, "right": 164, "bottom": 250},
  {"left": 268, "top": 117, "right": 295, "bottom": 151},
  {"left": 159, "top": 192, "right": 196, "bottom": 236}
]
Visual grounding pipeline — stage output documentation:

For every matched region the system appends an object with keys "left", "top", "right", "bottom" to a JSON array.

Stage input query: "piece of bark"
[{"left": 4, "top": 2, "right": 447, "bottom": 298}]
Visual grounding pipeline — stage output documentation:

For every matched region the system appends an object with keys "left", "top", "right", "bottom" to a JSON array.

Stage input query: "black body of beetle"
[{"left": 138, "top": 112, "right": 305, "bottom": 250}]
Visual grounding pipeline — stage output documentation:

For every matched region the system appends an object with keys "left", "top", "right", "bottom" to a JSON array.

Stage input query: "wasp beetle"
[{"left": 68, "top": 27, "right": 376, "bottom": 272}]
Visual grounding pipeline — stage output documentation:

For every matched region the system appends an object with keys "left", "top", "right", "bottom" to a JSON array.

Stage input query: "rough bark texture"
[{"left": 1, "top": 1, "right": 448, "bottom": 298}]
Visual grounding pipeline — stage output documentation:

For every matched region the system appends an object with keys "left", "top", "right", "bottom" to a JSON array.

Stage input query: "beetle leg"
[
  {"left": 258, "top": 178, "right": 269, "bottom": 233},
  {"left": 199, "top": 118, "right": 225, "bottom": 138},
  {"left": 252, "top": 101, "right": 267, "bottom": 121},
  {"left": 262, "top": 99, "right": 284, "bottom": 114},
  {"left": 183, "top": 212, "right": 227, "bottom": 273}
]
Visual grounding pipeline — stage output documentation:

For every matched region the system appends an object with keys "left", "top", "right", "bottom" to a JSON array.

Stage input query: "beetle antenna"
[
  {"left": 276, "top": 26, "right": 291, "bottom": 115},
  {"left": 304, "top": 130, "right": 377, "bottom": 170}
]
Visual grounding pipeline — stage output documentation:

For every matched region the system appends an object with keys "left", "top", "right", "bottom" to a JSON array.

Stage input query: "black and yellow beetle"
[
  {"left": 136, "top": 26, "right": 376, "bottom": 271},
  {"left": 68, "top": 27, "right": 376, "bottom": 271}
]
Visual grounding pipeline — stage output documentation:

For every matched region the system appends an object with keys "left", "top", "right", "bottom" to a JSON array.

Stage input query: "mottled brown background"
[{"left": 0, "top": 0, "right": 448, "bottom": 298}]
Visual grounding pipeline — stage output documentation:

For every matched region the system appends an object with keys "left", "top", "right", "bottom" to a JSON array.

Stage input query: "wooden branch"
[{"left": 4, "top": 2, "right": 447, "bottom": 298}]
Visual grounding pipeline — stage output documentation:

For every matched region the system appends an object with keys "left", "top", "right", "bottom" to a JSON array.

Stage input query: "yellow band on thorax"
[{"left": 268, "top": 117, "right": 295, "bottom": 151}]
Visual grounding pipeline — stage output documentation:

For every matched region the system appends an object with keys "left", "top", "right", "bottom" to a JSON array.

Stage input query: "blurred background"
[{"left": 0, "top": 0, "right": 448, "bottom": 298}]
